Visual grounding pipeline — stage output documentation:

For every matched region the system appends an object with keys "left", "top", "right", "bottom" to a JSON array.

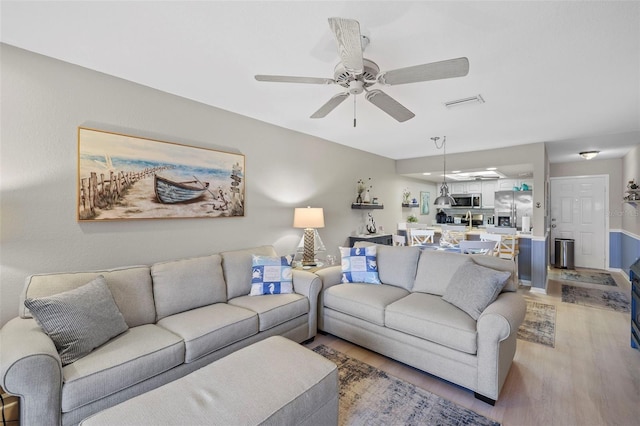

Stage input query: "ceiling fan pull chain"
[{"left": 353, "top": 94, "right": 357, "bottom": 127}]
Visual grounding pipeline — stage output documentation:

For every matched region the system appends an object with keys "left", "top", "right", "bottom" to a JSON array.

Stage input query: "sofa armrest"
[
  {"left": 476, "top": 292, "right": 526, "bottom": 400},
  {"left": 0, "top": 317, "right": 63, "bottom": 426},
  {"left": 314, "top": 266, "right": 343, "bottom": 331},
  {"left": 314, "top": 266, "right": 342, "bottom": 290},
  {"left": 292, "top": 270, "right": 322, "bottom": 340}
]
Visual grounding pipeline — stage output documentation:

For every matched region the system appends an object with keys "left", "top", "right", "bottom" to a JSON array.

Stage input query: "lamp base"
[{"left": 302, "top": 228, "right": 316, "bottom": 266}]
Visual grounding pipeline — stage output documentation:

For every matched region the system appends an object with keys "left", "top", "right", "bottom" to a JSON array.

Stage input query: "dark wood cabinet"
[
  {"left": 349, "top": 234, "right": 393, "bottom": 247},
  {"left": 631, "top": 259, "right": 640, "bottom": 351}
]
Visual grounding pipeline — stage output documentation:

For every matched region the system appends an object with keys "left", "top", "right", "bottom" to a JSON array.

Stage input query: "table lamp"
[{"left": 293, "top": 207, "right": 325, "bottom": 266}]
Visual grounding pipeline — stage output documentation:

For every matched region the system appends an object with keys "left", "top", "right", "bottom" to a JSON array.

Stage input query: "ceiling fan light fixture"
[
  {"left": 444, "top": 94, "right": 485, "bottom": 108},
  {"left": 579, "top": 151, "right": 600, "bottom": 160}
]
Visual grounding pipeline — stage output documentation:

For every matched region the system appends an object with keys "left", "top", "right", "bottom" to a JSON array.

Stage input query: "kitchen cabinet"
[
  {"left": 466, "top": 181, "right": 482, "bottom": 193},
  {"left": 481, "top": 180, "right": 497, "bottom": 208},
  {"left": 450, "top": 181, "right": 482, "bottom": 194},
  {"left": 496, "top": 179, "right": 518, "bottom": 191},
  {"left": 497, "top": 178, "right": 533, "bottom": 191},
  {"left": 450, "top": 182, "right": 466, "bottom": 194}
]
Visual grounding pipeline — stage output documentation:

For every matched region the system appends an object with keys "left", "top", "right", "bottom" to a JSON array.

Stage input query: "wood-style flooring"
[{"left": 305, "top": 269, "right": 640, "bottom": 426}]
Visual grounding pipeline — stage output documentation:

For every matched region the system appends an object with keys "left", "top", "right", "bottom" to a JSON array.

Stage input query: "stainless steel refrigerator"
[{"left": 494, "top": 190, "right": 532, "bottom": 230}]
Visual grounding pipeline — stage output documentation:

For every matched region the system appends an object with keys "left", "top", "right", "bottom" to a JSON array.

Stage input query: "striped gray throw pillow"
[{"left": 24, "top": 275, "right": 129, "bottom": 365}]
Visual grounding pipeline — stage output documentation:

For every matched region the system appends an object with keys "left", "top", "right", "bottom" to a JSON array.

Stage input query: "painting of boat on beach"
[{"left": 77, "top": 127, "right": 245, "bottom": 221}]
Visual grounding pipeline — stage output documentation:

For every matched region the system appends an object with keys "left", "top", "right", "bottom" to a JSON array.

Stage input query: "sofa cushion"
[
  {"left": 156, "top": 303, "right": 258, "bottom": 363},
  {"left": 25, "top": 275, "right": 129, "bottom": 366},
  {"left": 376, "top": 245, "right": 421, "bottom": 291},
  {"left": 442, "top": 262, "right": 511, "bottom": 320},
  {"left": 152, "top": 254, "right": 226, "bottom": 321},
  {"left": 339, "top": 246, "right": 381, "bottom": 284},
  {"left": 61, "top": 324, "right": 184, "bottom": 413},
  {"left": 250, "top": 255, "right": 294, "bottom": 295},
  {"left": 221, "top": 246, "right": 278, "bottom": 300},
  {"left": 385, "top": 293, "right": 478, "bottom": 355},
  {"left": 228, "top": 293, "right": 308, "bottom": 331},
  {"left": 323, "top": 283, "right": 409, "bottom": 326},
  {"left": 412, "top": 251, "right": 473, "bottom": 295},
  {"left": 21, "top": 266, "right": 155, "bottom": 327}
]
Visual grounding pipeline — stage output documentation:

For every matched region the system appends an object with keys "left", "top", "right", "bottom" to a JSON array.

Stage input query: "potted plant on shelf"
[
  {"left": 402, "top": 188, "right": 411, "bottom": 205},
  {"left": 407, "top": 214, "right": 418, "bottom": 223}
]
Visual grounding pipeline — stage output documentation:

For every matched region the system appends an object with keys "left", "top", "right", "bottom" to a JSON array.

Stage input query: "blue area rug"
[
  {"left": 518, "top": 300, "right": 556, "bottom": 348},
  {"left": 561, "top": 284, "right": 630, "bottom": 312},
  {"left": 313, "top": 345, "right": 500, "bottom": 426}
]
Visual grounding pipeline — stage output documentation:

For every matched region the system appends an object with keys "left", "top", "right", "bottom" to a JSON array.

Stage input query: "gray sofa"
[
  {"left": 316, "top": 244, "right": 526, "bottom": 405},
  {"left": 0, "top": 245, "right": 321, "bottom": 426}
]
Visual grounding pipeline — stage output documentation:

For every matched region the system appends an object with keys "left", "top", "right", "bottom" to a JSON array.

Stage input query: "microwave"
[{"left": 451, "top": 194, "right": 482, "bottom": 208}]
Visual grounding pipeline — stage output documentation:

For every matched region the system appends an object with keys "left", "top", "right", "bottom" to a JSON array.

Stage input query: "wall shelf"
[
  {"left": 401, "top": 203, "right": 419, "bottom": 208},
  {"left": 351, "top": 203, "right": 383, "bottom": 209}
]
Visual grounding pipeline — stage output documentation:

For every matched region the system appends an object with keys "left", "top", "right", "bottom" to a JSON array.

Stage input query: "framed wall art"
[
  {"left": 420, "top": 191, "right": 430, "bottom": 215},
  {"left": 77, "top": 127, "right": 245, "bottom": 221}
]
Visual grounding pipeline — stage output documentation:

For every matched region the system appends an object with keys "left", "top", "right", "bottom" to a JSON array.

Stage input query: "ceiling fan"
[{"left": 255, "top": 17, "right": 470, "bottom": 124}]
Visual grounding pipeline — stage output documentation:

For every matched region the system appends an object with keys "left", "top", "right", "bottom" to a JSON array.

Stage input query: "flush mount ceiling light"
[
  {"left": 444, "top": 94, "right": 485, "bottom": 108},
  {"left": 579, "top": 151, "right": 600, "bottom": 160}
]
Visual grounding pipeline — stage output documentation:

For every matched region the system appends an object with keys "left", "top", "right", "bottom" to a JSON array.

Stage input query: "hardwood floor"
[{"left": 305, "top": 269, "right": 640, "bottom": 426}]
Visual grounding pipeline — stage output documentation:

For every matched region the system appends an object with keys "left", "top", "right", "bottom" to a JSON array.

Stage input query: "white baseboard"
[{"left": 529, "top": 286, "right": 547, "bottom": 295}]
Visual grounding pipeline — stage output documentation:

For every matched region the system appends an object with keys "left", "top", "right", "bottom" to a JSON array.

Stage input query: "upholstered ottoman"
[{"left": 80, "top": 336, "right": 338, "bottom": 425}]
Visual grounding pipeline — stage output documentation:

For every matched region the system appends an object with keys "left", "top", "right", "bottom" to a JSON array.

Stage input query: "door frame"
[{"left": 549, "top": 174, "right": 609, "bottom": 270}]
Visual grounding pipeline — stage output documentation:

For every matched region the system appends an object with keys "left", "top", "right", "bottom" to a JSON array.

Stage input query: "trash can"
[{"left": 554, "top": 238, "right": 575, "bottom": 269}]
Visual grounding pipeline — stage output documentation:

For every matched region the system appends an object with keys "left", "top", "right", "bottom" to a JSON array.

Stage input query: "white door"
[{"left": 550, "top": 176, "right": 607, "bottom": 269}]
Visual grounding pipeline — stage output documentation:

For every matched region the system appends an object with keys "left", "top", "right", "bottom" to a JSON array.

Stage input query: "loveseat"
[
  {"left": 0, "top": 245, "right": 321, "bottom": 426},
  {"left": 316, "top": 243, "right": 526, "bottom": 404}
]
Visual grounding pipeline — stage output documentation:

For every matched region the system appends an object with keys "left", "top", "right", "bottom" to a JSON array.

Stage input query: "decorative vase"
[
  {"left": 366, "top": 213, "right": 377, "bottom": 234},
  {"left": 356, "top": 193, "right": 363, "bottom": 204},
  {"left": 364, "top": 190, "right": 371, "bottom": 203}
]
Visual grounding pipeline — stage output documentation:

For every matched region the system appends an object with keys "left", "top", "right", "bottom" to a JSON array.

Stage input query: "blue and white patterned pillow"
[
  {"left": 250, "top": 254, "right": 294, "bottom": 295},
  {"left": 339, "top": 246, "right": 381, "bottom": 284}
]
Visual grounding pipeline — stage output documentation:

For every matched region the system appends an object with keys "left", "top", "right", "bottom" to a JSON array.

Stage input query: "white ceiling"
[{"left": 2, "top": 1, "right": 639, "bottom": 165}]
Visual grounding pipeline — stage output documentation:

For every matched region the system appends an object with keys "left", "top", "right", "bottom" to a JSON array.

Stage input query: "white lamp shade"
[{"left": 293, "top": 207, "right": 325, "bottom": 229}]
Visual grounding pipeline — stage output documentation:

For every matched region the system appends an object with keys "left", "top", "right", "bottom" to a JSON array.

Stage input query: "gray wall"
[
  {"left": 0, "top": 44, "right": 434, "bottom": 326},
  {"left": 622, "top": 145, "right": 639, "bottom": 237}
]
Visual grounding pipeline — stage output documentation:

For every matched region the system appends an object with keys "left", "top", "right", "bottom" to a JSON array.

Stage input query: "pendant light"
[{"left": 432, "top": 136, "right": 456, "bottom": 208}]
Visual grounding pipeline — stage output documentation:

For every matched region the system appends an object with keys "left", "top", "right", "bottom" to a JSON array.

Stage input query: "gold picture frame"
[{"left": 77, "top": 127, "right": 245, "bottom": 221}]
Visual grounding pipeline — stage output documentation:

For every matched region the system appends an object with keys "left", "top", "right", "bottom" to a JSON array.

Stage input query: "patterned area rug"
[
  {"left": 554, "top": 269, "right": 617, "bottom": 286},
  {"left": 312, "top": 345, "right": 500, "bottom": 426},
  {"left": 517, "top": 300, "right": 556, "bottom": 348},
  {"left": 561, "top": 284, "right": 630, "bottom": 312}
]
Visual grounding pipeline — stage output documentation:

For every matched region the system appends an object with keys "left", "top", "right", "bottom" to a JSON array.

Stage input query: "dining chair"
[
  {"left": 407, "top": 229, "right": 434, "bottom": 246},
  {"left": 459, "top": 240, "right": 500, "bottom": 256},
  {"left": 392, "top": 234, "right": 406, "bottom": 246},
  {"left": 480, "top": 232, "right": 519, "bottom": 280},
  {"left": 440, "top": 225, "right": 467, "bottom": 246},
  {"left": 407, "top": 222, "right": 431, "bottom": 229}
]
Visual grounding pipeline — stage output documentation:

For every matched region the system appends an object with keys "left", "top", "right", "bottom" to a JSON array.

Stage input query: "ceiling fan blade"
[
  {"left": 255, "top": 75, "right": 335, "bottom": 85},
  {"left": 365, "top": 90, "right": 415, "bottom": 122},
  {"left": 378, "top": 57, "right": 470, "bottom": 85},
  {"left": 310, "top": 92, "right": 350, "bottom": 118},
  {"left": 328, "top": 17, "right": 364, "bottom": 75}
]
